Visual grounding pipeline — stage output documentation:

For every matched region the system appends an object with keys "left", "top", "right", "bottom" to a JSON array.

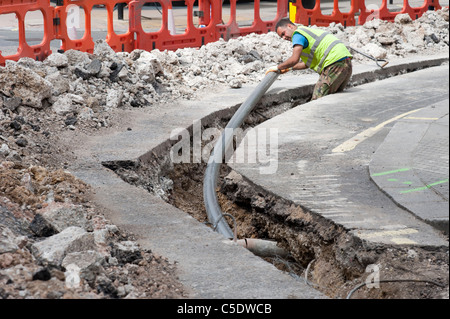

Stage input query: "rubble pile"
[
  {"left": 0, "top": 9, "right": 448, "bottom": 299},
  {"left": 0, "top": 161, "right": 186, "bottom": 299},
  {"left": 334, "top": 10, "right": 449, "bottom": 60},
  {"left": 0, "top": 10, "right": 448, "bottom": 129}
]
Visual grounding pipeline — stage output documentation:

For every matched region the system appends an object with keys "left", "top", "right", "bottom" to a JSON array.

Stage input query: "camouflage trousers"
[{"left": 312, "top": 58, "right": 352, "bottom": 101}]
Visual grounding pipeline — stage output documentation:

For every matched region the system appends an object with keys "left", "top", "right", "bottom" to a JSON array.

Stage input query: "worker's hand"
[
  {"left": 279, "top": 67, "right": 292, "bottom": 74},
  {"left": 265, "top": 65, "right": 279, "bottom": 75},
  {"left": 265, "top": 66, "right": 292, "bottom": 75}
]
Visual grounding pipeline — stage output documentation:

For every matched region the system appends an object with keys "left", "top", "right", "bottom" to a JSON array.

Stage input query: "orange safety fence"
[
  {"left": 53, "top": 0, "right": 135, "bottom": 54},
  {"left": 130, "top": 0, "right": 224, "bottom": 52},
  {"left": 290, "top": 0, "right": 359, "bottom": 27},
  {"left": 358, "top": 0, "right": 442, "bottom": 24},
  {"left": 0, "top": 0, "right": 54, "bottom": 64},
  {"left": 0, "top": 0, "right": 446, "bottom": 66},
  {"left": 216, "top": 0, "right": 288, "bottom": 40},
  {"left": 130, "top": 0, "right": 287, "bottom": 52}
]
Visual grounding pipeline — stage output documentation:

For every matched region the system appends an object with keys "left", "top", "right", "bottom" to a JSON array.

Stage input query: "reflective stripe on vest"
[
  {"left": 295, "top": 27, "right": 345, "bottom": 73},
  {"left": 317, "top": 39, "right": 341, "bottom": 73},
  {"left": 299, "top": 27, "right": 329, "bottom": 68}
]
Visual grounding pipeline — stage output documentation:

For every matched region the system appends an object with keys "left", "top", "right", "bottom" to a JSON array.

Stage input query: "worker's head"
[{"left": 275, "top": 18, "right": 297, "bottom": 41}]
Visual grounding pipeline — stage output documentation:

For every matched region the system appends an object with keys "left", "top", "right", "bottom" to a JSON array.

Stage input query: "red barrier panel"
[
  {"left": 291, "top": 0, "right": 359, "bottom": 27},
  {"left": 130, "top": 0, "right": 227, "bottom": 51},
  {"left": 358, "top": 0, "right": 442, "bottom": 25},
  {"left": 0, "top": 0, "right": 446, "bottom": 66},
  {"left": 0, "top": 0, "right": 54, "bottom": 65},
  {"left": 217, "top": 0, "right": 288, "bottom": 40},
  {"left": 54, "top": 0, "right": 135, "bottom": 54}
]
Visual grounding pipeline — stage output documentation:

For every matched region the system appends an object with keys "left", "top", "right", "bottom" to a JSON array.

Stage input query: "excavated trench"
[{"left": 103, "top": 63, "right": 449, "bottom": 299}]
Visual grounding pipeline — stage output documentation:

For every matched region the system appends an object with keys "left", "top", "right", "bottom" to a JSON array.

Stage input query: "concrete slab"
[
  {"left": 370, "top": 100, "right": 449, "bottom": 234},
  {"left": 230, "top": 64, "right": 449, "bottom": 247}
]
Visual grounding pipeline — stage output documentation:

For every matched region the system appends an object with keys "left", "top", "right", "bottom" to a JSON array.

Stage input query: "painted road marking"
[
  {"left": 391, "top": 237, "right": 417, "bottom": 245},
  {"left": 386, "top": 179, "right": 412, "bottom": 184},
  {"left": 332, "top": 108, "right": 423, "bottom": 153},
  {"left": 360, "top": 228, "right": 418, "bottom": 239},
  {"left": 400, "top": 179, "right": 449, "bottom": 194},
  {"left": 404, "top": 117, "right": 440, "bottom": 120},
  {"left": 371, "top": 168, "right": 411, "bottom": 177},
  {"left": 372, "top": 168, "right": 448, "bottom": 194}
]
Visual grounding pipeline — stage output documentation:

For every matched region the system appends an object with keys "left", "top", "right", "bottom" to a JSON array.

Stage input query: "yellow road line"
[
  {"left": 404, "top": 116, "right": 439, "bottom": 120},
  {"left": 391, "top": 237, "right": 417, "bottom": 245},
  {"left": 332, "top": 108, "right": 423, "bottom": 153},
  {"left": 359, "top": 228, "right": 419, "bottom": 239}
]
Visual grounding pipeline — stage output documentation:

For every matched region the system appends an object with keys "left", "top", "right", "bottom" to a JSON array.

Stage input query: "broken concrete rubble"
[
  {"left": 1, "top": 9, "right": 447, "bottom": 127},
  {"left": 29, "top": 203, "right": 93, "bottom": 235},
  {"left": 112, "top": 240, "right": 142, "bottom": 265},
  {"left": 0, "top": 64, "right": 52, "bottom": 109},
  {"left": 30, "top": 226, "right": 96, "bottom": 267},
  {"left": 62, "top": 250, "right": 105, "bottom": 286},
  {"left": 0, "top": 159, "right": 185, "bottom": 298},
  {"left": 43, "top": 52, "right": 69, "bottom": 69},
  {"left": 0, "top": 224, "right": 20, "bottom": 254}
]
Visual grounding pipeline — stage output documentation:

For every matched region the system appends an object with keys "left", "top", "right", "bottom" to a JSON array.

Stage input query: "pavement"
[
  {"left": 369, "top": 101, "right": 449, "bottom": 235},
  {"left": 63, "top": 54, "right": 448, "bottom": 299},
  {"left": 230, "top": 61, "right": 449, "bottom": 247}
]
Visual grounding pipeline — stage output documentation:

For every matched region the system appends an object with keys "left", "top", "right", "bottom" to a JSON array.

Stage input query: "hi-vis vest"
[{"left": 293, "top": 26, "right": 352, "bottom": 74}]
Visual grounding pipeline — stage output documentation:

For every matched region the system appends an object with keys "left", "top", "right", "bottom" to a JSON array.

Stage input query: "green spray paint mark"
[
  {"left": 372, "top": 168, "right": 411, "bottom": 177},
  {"left": 388, "top": 178, "right": 398, "bottom": 182},
  {"left": 402, "top": 181, "right": 413, "bottom": 185},
  {"left": 400, "top": 179, "right": 449, "bottom": 194}
]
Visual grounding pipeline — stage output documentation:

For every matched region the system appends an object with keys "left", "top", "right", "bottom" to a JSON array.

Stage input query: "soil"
[
  {"left": 0, "top": 106, "right": 189, "bottom": 299},
  {"left": 166, "top": 164, "right": 450, "bottom": 299}
]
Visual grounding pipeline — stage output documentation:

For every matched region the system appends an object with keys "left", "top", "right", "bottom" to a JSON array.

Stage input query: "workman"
[{"left": 266, "top": 18, "right": 353, "bottom": 100}]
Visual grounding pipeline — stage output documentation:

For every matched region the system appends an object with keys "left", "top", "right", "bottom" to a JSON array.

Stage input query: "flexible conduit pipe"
[{"left": 203, "top": 72, "right": 280, "bottom": 239}]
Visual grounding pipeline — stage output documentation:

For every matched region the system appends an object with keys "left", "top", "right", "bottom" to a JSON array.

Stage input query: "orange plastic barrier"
[
  {"left": 130, "top": 0, "right": 227, "bottom": 52},
  {"left": 0, "top": 0, "right": 446, "bottom": 66},
  {"left": 217, "top": 0, "right": 288, "bottom": 40},
  {"left": 358, "top": 0, "right": 442, "bottom": 24},
  {"left": 290, "top": 0, "right": 359, "bottom": 27},
  {"left": 53, "top": 0, "right": 135, "bottom": 54},
  {"left": 0, "top": 0, "right": 54, "bottom": 64}
]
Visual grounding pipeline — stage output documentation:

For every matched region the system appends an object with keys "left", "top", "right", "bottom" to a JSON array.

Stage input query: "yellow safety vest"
[{"left": 293, "top": 26, "right": 352, "bottom": 74}]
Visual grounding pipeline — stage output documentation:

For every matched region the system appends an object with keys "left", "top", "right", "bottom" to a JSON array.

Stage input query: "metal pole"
[
  {"left": 118, "top": 3, "right": 125, "bottom": 20},
  {"left": 203, "top": 72, "right": 279, "bottom": 239}
]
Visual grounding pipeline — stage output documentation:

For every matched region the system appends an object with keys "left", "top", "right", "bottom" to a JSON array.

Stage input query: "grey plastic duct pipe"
[{"left": 203, "top": 72, "right": 280, "bottom": 239}]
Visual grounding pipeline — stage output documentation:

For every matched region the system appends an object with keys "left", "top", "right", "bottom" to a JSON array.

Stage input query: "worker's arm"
[
  {"left": 290, "top": 61, "right": 307, "bottom": 71},
  {"left": 277, "top": 45, "right": 304, "bottom": 71},
  {"left": 266, "top": 45, "right": 306, "bottom": 75}
]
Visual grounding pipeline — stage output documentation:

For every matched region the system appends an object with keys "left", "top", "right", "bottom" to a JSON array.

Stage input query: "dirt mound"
[{"left": 0, "top": 161, "right": 187, "bottom": 299}]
